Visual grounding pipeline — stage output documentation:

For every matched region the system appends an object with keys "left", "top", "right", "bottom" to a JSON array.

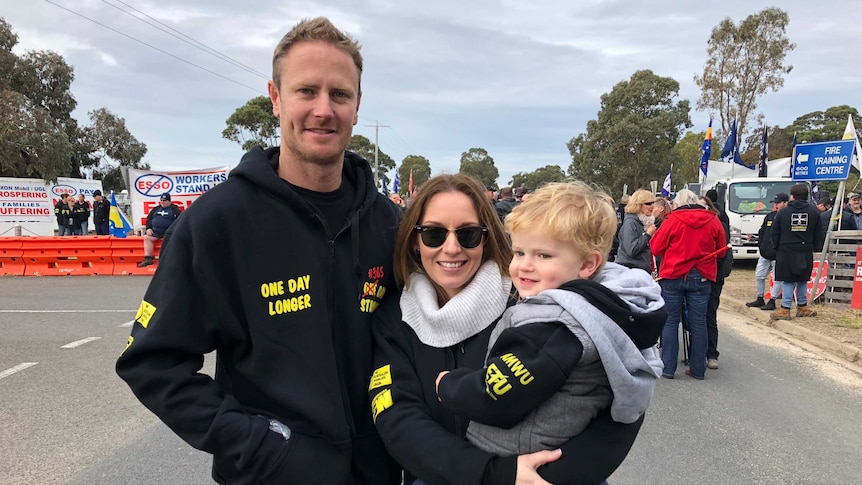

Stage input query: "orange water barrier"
[{"left": 0, "top": 236, "right": 161, "bottom": 276}]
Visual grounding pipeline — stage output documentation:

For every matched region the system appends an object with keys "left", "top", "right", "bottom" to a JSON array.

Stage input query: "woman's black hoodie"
[{"left": 116, "top": 146, "right": 402, "bottom": 484}]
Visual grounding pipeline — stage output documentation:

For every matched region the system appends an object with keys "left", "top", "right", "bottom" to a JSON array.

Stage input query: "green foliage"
[
  {"left": 694, "top": 7, "right": 795, "bottom": 139},
  {"left": 398, "top": 155, "right": 431, "bottom": 194},
  {"left": 83, "top": 108, "right": 149, "bottom": 193},
  {"left": 347, "top": 134, "right": 395, "bottom": 184},
  {"left": 0, "top": 18, "right": 145, "bottom": 184},
  {"left": 222, "top": 95, "right": 279, "bottom": 151},
  {"left": 668, "top": 131, "right": 705, "bottom": 189},
  {"left": 790, "top": 105, "right": 860, "bottom": 143},
  {"left": 458, "top": 148, "right": 499, "bottom": 187},
  {"left": 568, "top": 69, "right": 692, "bottom": 196},
  {"left": 11, "top": 50, "right": 76, "bottom": 122},
  {"left": 510, "top": 165, "right": 565, "bottom": 191},
  {"left": 0, "top": 90, "right": 71, "bottom": 180}
]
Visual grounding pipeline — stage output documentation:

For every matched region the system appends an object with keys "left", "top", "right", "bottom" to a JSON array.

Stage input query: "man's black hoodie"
[{"left": 117, "top": 147, "right": 402, "bottom": 484}]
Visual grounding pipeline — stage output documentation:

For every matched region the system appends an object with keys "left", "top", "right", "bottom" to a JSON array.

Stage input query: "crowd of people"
[{"left": 53, "top": 191, "right": 110, "bottom": 236}]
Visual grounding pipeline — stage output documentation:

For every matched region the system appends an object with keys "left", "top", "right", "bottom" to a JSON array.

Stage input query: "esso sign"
[
  {"left": 134, "top": 174, "right": 174, "bottom": 196},
  {"left": 52, "top": 185, "right": 76, "bottom": 196}
]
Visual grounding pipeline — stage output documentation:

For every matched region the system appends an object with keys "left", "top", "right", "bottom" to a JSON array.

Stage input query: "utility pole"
[{"left": 364, "top": 121, "right": 389, "bottom": 190}]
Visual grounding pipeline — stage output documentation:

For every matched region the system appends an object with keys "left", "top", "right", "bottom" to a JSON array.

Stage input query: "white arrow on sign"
[{"left": 797, "top": 153, "right": 809, "bottom": 163}]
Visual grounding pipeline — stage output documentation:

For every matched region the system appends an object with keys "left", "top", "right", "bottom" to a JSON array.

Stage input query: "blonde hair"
[
  {"left": 673, "top": 189, "right": 699, "bottom": 207},
  {"left": 506, "top": 182, "right": 617, "bottom": 274},
  {"left": 272, "top": 17, "right": 363, "bottom": 90},
  {"left": 625, "top": 189, "right": 655, "bottom": 214}
]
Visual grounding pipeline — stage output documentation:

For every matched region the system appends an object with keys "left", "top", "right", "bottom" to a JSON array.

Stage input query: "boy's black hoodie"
[{"left": 117, "top": 146, "right": 402, "bottom": 484}]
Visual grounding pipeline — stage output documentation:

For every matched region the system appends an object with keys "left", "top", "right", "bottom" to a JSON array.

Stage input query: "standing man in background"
[
  {"left": 771, "top": 184, "right": 823, "bottom": 320},
  {"left": 117, "top": 17, "right": 401, "bottom": 484},
  {"left": 91, "top": 190, "right": 110, "bottom": 235}
]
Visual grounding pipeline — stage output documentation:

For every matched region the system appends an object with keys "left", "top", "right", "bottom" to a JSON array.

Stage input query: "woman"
[
  {"left": 370, "top": 174, "right": 644, "bottom": 485},
  {"left": 615, "top": 189, "right": 656, "bottom": 273},
  {"left": 649, "top": 189, "right": 727, "bottom": 380}
]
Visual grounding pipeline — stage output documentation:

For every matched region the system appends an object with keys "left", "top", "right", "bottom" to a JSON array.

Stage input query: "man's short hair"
[
  {"left": 499, "top": 186, "right": 514, "bottom": 198},
  {"left": 272, "top": 17, "right": 363, "bottom": 90},
  {"left": 506, "top": 182, "right": 616, "bottom": 276},
  {"left": 789, "top": 183, "right": 809, "bottom": 201}
]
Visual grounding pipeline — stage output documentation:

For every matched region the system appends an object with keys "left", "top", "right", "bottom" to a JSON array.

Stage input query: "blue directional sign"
[{"left": 792, "top": 139, "right": 856, "bottom": 181}]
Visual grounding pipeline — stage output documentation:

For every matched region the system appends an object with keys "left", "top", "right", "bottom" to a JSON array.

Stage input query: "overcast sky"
[{"left": 4, "top": 0, "right": 861, "bottom": 187}]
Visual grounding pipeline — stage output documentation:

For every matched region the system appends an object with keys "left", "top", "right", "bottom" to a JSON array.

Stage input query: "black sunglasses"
[
  {"left": 414, "top": 225, "right": 488, "bottom": 249},
  {"left": 643, "top": 201, "right": 655, "bottom": 206}
]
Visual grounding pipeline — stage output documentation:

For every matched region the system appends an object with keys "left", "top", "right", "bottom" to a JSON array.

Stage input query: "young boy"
[{"left": 435, "top": 182, "right": 666, "bottom": 455}]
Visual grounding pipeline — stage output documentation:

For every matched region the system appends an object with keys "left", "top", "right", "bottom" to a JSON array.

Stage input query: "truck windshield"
[{"left": 727, "top": 181, "right": 800, "bottom": 215}]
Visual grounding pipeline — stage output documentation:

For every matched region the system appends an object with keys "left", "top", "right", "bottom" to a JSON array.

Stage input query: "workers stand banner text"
[{"left": 128, "top": 167, "right": 228, "bottom": 229}]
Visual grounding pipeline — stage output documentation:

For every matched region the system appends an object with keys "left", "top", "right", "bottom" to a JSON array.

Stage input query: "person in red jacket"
[{"left": 650, "top": 189, "right": 727, "bottom": 380}]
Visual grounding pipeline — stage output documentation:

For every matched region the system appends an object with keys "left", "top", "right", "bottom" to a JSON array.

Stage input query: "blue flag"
[
  {"left": 393, "top": 171, "right": 400, "bottom": 194},
  {"left": 661, "top": 168, "right": 672, "bottom": 197},
  {"left": 720, "top": 119, "right": 745, "bottom": 166},
  {"left": 109, "top": 192, "right": 133, "bottom": 238},
  {"left": 700, "top": 118, "right": 712, "bottom": 176}
]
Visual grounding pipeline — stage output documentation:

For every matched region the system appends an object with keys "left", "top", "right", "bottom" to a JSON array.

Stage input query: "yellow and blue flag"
[
  {"left": 700, "top": 118, "right": 712, "bottom": 176},
  {"left": 109, "top": 192, "right": 133, "bottom": 238}
]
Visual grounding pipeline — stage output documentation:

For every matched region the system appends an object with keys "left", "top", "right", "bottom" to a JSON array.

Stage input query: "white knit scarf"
[{"left": 401, "top": 261, "right": 511, "bottom": 348}]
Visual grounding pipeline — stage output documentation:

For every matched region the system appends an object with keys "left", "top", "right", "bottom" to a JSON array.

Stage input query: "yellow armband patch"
[
  {"left": 134, "top": 300, "right": 156, "bottom": 328},
  {"left": 371, "top": 389, "right": 393, "bottom": 423},
  {"left": 369, "top": 364, "right": 392, "bottom": 391}
]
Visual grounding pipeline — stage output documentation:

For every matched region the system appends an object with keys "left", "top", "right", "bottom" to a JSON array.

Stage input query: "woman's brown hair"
[{"left": 393, "top": 174, "right": 512, "bottom": 295}]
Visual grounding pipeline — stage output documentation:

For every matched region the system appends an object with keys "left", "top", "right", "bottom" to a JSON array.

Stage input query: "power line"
[
  {"left": 101, "top": 0, "right": 269, "bottom": 80},
  {"left": 43, "top": 0, "right": 264, "bottom": 94}
]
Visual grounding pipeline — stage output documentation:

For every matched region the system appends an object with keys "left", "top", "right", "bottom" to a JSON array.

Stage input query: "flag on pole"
[
  {"left": 408, "top": 169, "right": 414, "bottom": 195},
  {"left": 720, "top": 119, "right": 745, "bottom": 166},
  {"left": 109, "top": 192, "right": 133, "bottom": 238},
  {"left": 790, "top": 132, "right": 797, "bottom": 177},
  {"left": 661, "top": 167, "right": 672, "bottom": 197},
  {"left": 393, "top": 171, "right": 400, "bottom": 194},
  {"left": 842, "top": 114, "right": 862, "bottom": 174},
  {"left": 700, "top": 118, "right": 712, "bottom": 176},
  {"left": 758, "top": 124, "right": 768, "bottom": 177}
]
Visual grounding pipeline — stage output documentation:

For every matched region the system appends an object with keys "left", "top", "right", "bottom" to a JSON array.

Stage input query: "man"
[
  {"left": 117, "top": 17, "right": 401, "bottom": 484},
  {"left": 840, "top": 192, "right": 862, "bottom": 230},
  {"left": 514, "top": 186, "right": 526, "bottom": 203},
  {"left": 136, "top": 193, "right": 182, "bottom": 267},
  {"left": 91, "top": 190, "right": 110, "bottom": 235},
  {"left": 495, "top": 186, "right": 518, "bottom": 222},
  {"left": 54, "top": 193, "right": 72, "bottom": 236},
  {"left": 816, "top": 196, "right": 833, "bottom": 245},
  {"left": 704, "top": 189, "right": 730, "bottom": 370},
  {"left": 609, "top": 194, "right": 630, "bottom": 262},
  {"left": 746, "top": 193, "right": 787, "bottom": 311},
  {"left": 771, "top": 184, "right": 823, "bottom": 320},
  {"left": 485, "top": 185, "right": 497, "bottom": 202}
]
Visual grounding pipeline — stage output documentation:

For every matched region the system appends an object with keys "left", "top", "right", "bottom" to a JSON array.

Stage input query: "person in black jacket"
[
  {"left": 117, "top": 17, "right": 402, "bottom": 485},
  {"left": 73, "top": 194, "right": 91, "bottom": 235},
  {"left": 136, "top": 192, "right": 182, "bottom": 267},
  {"left": 748, "top": 194, "right": 788, "bottom": 311},
  {"left": 91, "top": 190, "right": 110, "bottom": 235},
  {"left": 770, "top": 184, "right": 824, "bottom": 320},
  {"left": 54, "top": 194, "right": 72, "bottom": 236},
  {"left": 702, "top": 190, "right": 731, "bottom": 370},
  {"left": 371, "top": 175, "right": 646, "bottom": 485}
]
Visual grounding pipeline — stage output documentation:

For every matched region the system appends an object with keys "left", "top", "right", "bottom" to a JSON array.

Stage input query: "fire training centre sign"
[{"left": 792, "top": 139, "right": 856, "bottom": 181}]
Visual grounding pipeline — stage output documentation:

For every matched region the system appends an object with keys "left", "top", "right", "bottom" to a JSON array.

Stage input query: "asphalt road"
[{"left": 1, "top": 277, "right": 860, "bottom": 484}]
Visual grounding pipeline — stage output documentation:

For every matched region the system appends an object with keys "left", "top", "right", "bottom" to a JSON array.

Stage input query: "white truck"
[{"left": 696, "top": 157, "right": 810, "bottom": 260}]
